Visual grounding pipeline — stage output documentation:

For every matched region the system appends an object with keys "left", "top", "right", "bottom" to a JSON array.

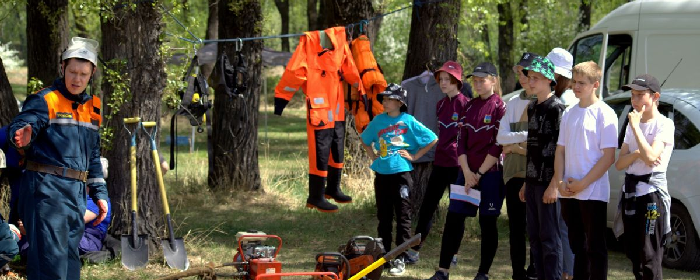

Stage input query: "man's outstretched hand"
[
  {"left": 14, "top": 125, "right": 32, "bottom": 148},
  {"left": 93, "top": 199, "right": 108, "bottom": 226}
]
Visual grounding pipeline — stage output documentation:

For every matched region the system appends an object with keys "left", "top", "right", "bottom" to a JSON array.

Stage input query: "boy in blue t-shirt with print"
[{"left": 361, "top": 83, "right": 437, "bottom": 276}]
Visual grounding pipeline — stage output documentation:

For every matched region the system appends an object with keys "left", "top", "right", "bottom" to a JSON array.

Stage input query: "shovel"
[
  {"left": 142, "top": 121, "right": 189, "bottom": 270},
  {"left": 121, "top": 117, "right": 149, "bottom": 270},
  {"left": 347, "top": 233, "right": 421, "bottom": 280}
]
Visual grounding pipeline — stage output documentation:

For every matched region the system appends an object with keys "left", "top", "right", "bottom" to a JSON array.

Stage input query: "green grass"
[{"left": 8, "top": 106, "right": 700, "bottom": 279}]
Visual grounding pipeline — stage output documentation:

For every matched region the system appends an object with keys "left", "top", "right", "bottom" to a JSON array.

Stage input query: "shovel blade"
[
  {"left": 161, "top": 238, "right": 189, "bottom": 270},
  {"left": 121, "top": 234, "right": 149, "bottom": 270}
]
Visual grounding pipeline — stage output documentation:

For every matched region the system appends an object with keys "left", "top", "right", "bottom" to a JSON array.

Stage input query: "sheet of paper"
[{"left": 450, "top": 184, "right": 481, "bottom": 206}]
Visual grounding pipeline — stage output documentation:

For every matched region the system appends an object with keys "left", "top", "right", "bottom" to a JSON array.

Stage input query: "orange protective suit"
[
  {"left": 274, "top": 26, "right": 364, "bottom": 212},
  {"left": 347, "top": 35, "right": 387, "bottom": 133}
]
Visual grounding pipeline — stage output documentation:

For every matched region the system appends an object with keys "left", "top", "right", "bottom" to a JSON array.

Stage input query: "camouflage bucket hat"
[{"left": 523, "top": 55, "right": 557, "bottom": 86}]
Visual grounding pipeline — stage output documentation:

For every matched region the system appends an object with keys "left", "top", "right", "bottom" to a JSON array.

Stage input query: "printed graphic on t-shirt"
[
  {"left": 526, "top": 98, "right": 564, "bottom": 185},
  {"left": 377, "top": 121, "right": 409, "bottom": 157}
]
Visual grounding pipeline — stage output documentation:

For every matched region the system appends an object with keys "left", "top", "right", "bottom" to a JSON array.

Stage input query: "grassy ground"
[{"left": 3, "top": 86, "right": 699, "bottom": 278}]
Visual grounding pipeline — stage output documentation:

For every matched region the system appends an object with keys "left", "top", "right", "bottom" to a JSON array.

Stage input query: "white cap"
[
  {"left": 62, "top": 37, "right": 99, "bottom": 66},
  {"left": 546, "top": 47, "right": 573, "bottom": 79}
]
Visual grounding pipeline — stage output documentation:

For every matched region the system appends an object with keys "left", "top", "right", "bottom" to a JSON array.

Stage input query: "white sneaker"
[{"left": 388, "top": 258, "right": 406, "bottom": 276}]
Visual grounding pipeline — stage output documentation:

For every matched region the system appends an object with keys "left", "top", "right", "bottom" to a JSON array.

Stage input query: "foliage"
[
  {"left": 100, "top": 58, "right": 131, "bottom": 151},
  {"left": 0, "top": 1, "right": 27, "bottom": 60},
  {"left": 0, "top": 41, "right": 23, "bottom": 70},
  {"left": 26, "top": 77, "right": 43, "bottom": 95}
]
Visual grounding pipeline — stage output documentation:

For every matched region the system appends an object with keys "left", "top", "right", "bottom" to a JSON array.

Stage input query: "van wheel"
[{"left": 663, "top": 203, "right": 700, "bottom": 270}]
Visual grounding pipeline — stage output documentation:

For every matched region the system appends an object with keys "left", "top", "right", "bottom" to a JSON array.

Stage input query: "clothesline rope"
[{"left": 162, "top": 0, "right": 448, "bottom": 45}]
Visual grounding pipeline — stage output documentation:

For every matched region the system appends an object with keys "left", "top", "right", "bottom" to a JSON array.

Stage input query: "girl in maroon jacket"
[
  {"left": 409, "top": 61, "right": 470, "bottom": 263},
  {"left": 426, "top": 62, "right": 506, "bottom": 280}
]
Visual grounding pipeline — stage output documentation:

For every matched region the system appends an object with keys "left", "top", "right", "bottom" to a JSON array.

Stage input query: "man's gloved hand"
[
  {"left": 14, "top": 125, "right": 32, "bottom": 148},
  {"left": 93, "top": 199, "right": 108, "bottom": 226}
]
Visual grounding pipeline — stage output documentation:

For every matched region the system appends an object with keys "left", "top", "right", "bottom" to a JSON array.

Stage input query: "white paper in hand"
[{"left": 450, "top": 184, "right": 481, "bottom": 206}]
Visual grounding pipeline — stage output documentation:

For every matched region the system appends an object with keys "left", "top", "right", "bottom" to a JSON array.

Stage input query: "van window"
[
  {"left": 603, "top": 35, "right": 633, "bottom": 97},
  {"left": 571, "top": 34, "right": 603, "bottom": 65}
]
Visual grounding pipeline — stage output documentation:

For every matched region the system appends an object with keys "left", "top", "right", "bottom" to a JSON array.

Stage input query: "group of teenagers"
[{"left": 358, "top": 47, "right": 674, "bottom": 280}]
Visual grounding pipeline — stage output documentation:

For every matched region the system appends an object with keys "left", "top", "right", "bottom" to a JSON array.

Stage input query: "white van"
[
  {"left": 566, "top": 0, "right": 700, "bottom": 270},
  {"left": 570, "top": 0, "right": 700, "bottom": 98}
]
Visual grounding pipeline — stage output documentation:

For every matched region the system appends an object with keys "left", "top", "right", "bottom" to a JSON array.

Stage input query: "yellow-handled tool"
[
  {"left": 141, "top": 121, "right": 189, "bottom": 270},
  {"left": 120, "top": 117, "right": 149, "bottom": 270},
  {"left": 348, "top": 234, "right": 421, "bottom": 280}
]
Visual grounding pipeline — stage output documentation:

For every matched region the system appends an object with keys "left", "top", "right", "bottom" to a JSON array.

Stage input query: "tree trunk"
[
  {"left": 273, "top": 0, "right": 290, "bottom": 52},
  {"left": 0, "top": 57, "right": 20, "bottom": 126},
  {"left": 320, "top": 0, "right": 382, "bottom": 43},
  {"left": 26, "top": 0, "right": 69, "bottom": 87},
  {"left": 402, "top": 0, "right": 460, "bottom": 214},
  {"left": 307, "top": 0, "right": 319, "bottom": 31},
  {"left": 401, "top": 0, "right": 460, "bottom": 80},
  {"left": 101, "top": 2, "right": 167, "bottom": 250},
  {"left": 200, "top": 0, "right": 219, "bottom": 79},
  {"left": 579, "top": 0, "right": 591, "bottom": 33},
  {"left": 209, "top": 0, "right": 262, "bottom": 191},
  {"left": 498, "top": 2, "right": 516, "bottom": 94}
]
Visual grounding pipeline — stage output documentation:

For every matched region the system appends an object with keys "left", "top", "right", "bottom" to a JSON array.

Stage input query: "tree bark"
[
  {"left": 402, "top": 0, "right": 460, "bottom": 214},
  {"left": 209, "top": 0, "right": 262, "bottom": 191},
  {"left": 200, "top": 0, "right": 219, "bottom": 79},
  {"left": 101, "top": 1, "right": 167, "bottom": 250},
  {"left": 320, "top": 0, "right": 382, "bottom": 43},
  {"left": 26, "top": 0, "right": 69, "bottom": 87},
  {"left": 579, "top": 0, "right": 591, "bottom": 33},
  {"left": 0, "top": 57, "right": 20, "bottom": 126},
  {"left": 401, "top": 0, "right": 460, "bottom": 80},
  {"left": 273, "top": 0, "right": 290, "bottom": 52},
  {"left": 498, "top": 2, "right": 516, "bottom": 94},
  {"left": 307, "top": 0, "right": 319, "bottom": 31}
]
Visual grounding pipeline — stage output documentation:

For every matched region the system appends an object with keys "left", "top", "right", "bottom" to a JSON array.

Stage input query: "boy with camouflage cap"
[
  {"left": 522, "top": 54, "right": 566, "bottom": 280},
  {"left": 555, "top": 61, "right": 618, "bottom": 280},
  {"left": 360, "top": 83, "right": 437, "bottom": 276}
]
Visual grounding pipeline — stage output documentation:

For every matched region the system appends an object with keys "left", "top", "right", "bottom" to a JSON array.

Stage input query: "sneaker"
[
  {"left": 387, "top": 258, "right": 406, "bottom": 276},
  {"left": 404, "top": 250, "right": 420, "bottom": 265},
  {"left": 474, "top": 273, "right": 489, "bottom": 280},
  {"left": 526, "top": 265, "right": 537, "bottom": 280},
  {"left": 451, "top": 254, "right": 458, "bottom": 267},
  {"left": 425, "top": 270, "right": 449, "bottom": 280}
]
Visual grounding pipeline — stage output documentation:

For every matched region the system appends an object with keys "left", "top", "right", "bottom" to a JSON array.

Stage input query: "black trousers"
[
  {"left": 561, "top": 198, "right": 608, "bottom": 280},
  {"left": 438, "top": 211, "right": 499, "bottom": 273},
  {"left": 525, "top": 183, "right": 562, "bottom": 280},
  {"left": 414, "top": 165, "right": 460, "bottom": 250},
  {"left": 506, "top": 177, "right": 530, "bottom": 279},
  {"left": 622, "top": 191, "right": 667, "bottom": 280},
  {"left": 374, "top": 172, "right": 413, "bottom": 251}
]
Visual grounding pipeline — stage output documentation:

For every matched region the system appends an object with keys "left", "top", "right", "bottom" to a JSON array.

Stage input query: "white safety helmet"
[{"left": 62, "top": 37, "right": 99, "bottom": 66}]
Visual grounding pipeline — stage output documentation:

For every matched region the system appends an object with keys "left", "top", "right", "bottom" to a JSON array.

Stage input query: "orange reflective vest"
[
  {"left": 274, "top": 26, "right": 365, "bottom": 129},
  {"left": 346, "top": 35, "right": 386, "bottom": 133}
]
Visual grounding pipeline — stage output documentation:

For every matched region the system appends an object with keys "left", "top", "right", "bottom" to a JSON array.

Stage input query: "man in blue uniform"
[{"left": 7, "top": 37, "right": 109, "bottom": 279}]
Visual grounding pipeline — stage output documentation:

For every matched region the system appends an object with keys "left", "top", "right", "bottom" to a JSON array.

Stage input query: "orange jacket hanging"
[
  {"left": 274, "top": 26, "right": 365, "bottom": 128},
  {"left": 347, "top": 35, "right": 387, "bottom": 133}
]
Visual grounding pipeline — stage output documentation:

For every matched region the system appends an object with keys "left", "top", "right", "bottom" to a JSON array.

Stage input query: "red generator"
[{"left": 234, "top": 231, "right": 283, "bottom": 280}]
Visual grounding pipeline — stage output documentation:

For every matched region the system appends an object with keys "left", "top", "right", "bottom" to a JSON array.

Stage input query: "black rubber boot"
[
  {"left": 306, "top": 175, "right": 338, "bottom": 213},
  {"left": 324, "top": 167, "right": 352, "bottom": 203}
]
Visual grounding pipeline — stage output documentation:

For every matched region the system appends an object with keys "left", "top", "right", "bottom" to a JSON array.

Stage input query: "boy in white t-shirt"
[
  {"left": 614, "top": 74, "right": 673, "bottom": 280},
  {"left": 554, "top": 61, "right": 618, "bottom": 280}
]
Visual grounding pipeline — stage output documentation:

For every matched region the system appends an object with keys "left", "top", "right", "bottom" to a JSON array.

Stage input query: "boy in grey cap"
[{"left": 615, "top": 74, "right": 672, "bottom": 280}]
